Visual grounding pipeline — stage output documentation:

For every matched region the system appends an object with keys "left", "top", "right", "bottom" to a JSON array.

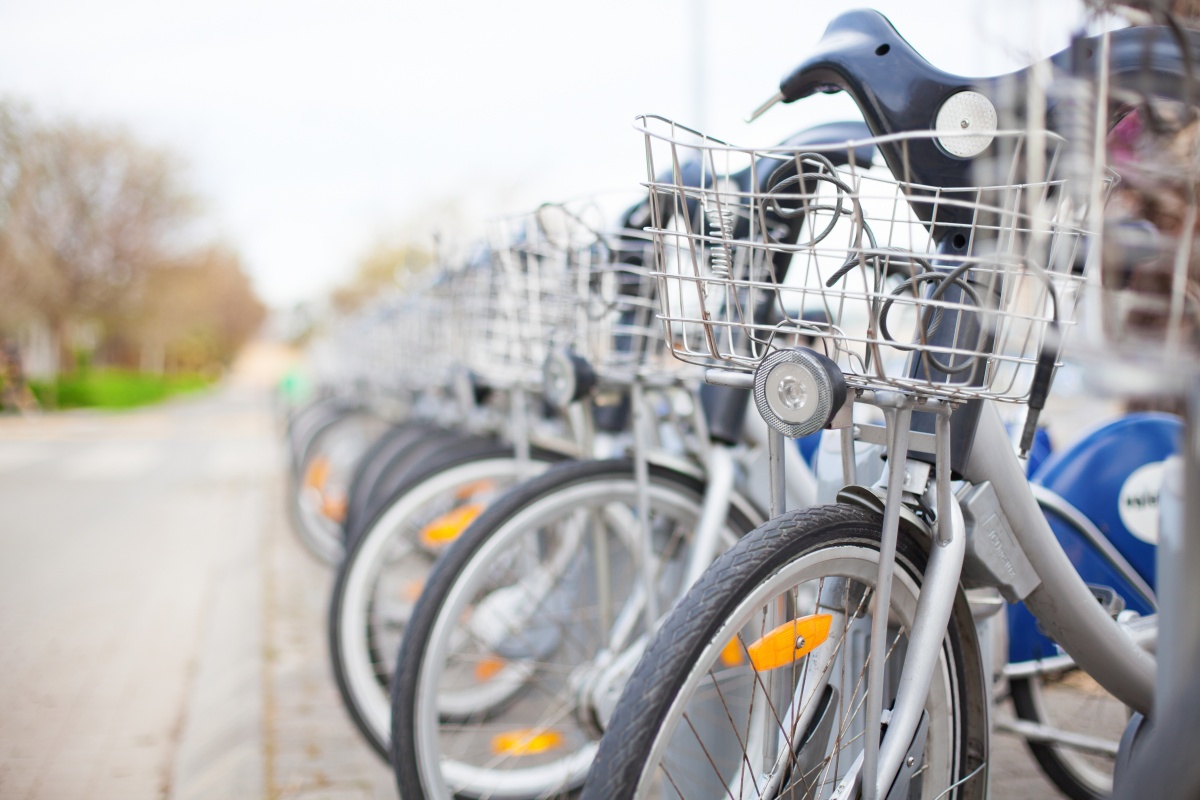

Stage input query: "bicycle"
[
  {"left": 387, "top": 126, "right": 892, "bottom": 799},
  {"left": 581, "top": 9, "right": 1199, "bottom": 799},
  {"left": 1000, "top": 411, "right": 1177, "bottom": 800},
  {"left": 360, "top": 190, "right": 772, "bottom": 772},
  {"left": 328, "top": 223, "right": 591, "bottom": 757},
  {"left": 285, "top": 393, "right": 390, "bottom": 564}
]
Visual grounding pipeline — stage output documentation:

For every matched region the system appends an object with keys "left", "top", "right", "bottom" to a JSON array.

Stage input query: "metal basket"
[
  {"left": 638, "top": 115, "right": 1102, "bottom": 404},
  {"left": 480, "top": 197, "right": 683, "bottom": 390},
  {"left": 407, "top": 269, "right": 470, "bottom": 392}
]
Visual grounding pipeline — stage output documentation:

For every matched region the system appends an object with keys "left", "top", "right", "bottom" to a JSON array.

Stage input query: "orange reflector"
[
  {"left": 474, "top": 656, "right": 506, "bottom": 682},
  {"left": 419, "top": 503, "right": 484, "bottom": 548},
  {"left": 491, "top": 729, "right": 563, "bottom": 757},
  {"left": 719, "top": 637, "right": 745, "bottom": 667},
  {"left": 322, "top": 492, "right": 347, "bottom": 523},
  {"left": 400, "top": 579, "right": 425, "bottom": 603},
  {"left": 746, "top": 614, "right": 833, "bottom": 672},
  {"left": 304, "top": 456, "right": 331, "bottom": 491},
  {"left": 454, "top": 479, "right": 497, "bottom": 501}
]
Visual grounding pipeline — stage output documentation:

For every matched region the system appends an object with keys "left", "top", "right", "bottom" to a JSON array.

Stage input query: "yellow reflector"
[
  {"left": 491, "top": 729, "right": 563, "bottom": 756},
  {"left": 454, "top": 479, "right": 497, "bottom": 501},
  {"left": 304, "top": 456, "right": 331, "bottom": 491},
  {"left": 474, "top": 656, "right": 506, "bottom": 682},
  {"left": 746, "top": 614, "right": 833, "bottom": 672},
  {"left": 322, "top": 492, "right": 347, "bottom": 523},
  {"left": 419, "top": 503, "right": 484, "bottom": 548},
  {"left": 719, "top": 637, "right": 745, "bottom": 667}
]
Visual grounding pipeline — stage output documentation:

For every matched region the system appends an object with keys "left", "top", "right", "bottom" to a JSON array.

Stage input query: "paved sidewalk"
[
  {"left": 258, "top": 473, "right": 393, "bottom": 800},
  {"left": 0, "top": 383, "right": 278, "bottom": 800},
  {"left": 0, "top": 345, "right": 1072, "bottom": 799}
]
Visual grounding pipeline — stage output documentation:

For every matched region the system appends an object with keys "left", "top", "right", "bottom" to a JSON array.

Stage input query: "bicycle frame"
[
  {"left": 767, "top": 393, "right": 1159, "bottom": 800},
  {"left": 966, "top": 402, "right": 1156, "bottom": 710},
  {"left": 587, "top": 8, "right": 1200, "bottom": 798}
]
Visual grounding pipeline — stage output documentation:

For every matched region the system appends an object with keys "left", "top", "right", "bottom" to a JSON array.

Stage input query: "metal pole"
[
  {"left": 1156, "top": 379, "right": 1200, "bottom": 721},
  {"left": 769, "top": 428, "right": 787, "bottom": 518},
  {"left": 631, "top": 381, "right": 659, "bottom": 628},
  {"left": 863, "top": 397, "right": 913, "bottom": 800}
]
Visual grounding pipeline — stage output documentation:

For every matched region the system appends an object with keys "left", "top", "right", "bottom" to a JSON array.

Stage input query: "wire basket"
[
  {"left": 638, "top": 115, "right": 1103, "bottom": 404},
  {"left": 406, "top": 269, "right": 471, "bottom": 392},
  {"left": 479, "top": 197, "right": 683, "bottom": 390}
]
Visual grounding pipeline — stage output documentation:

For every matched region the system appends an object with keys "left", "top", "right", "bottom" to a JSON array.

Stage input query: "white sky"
[{"left": 0, "top": 0, "right": 1088, "bottom": 307}]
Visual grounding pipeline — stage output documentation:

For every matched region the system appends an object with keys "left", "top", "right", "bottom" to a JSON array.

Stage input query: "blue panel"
[
  {"left": 1025, "top": 427, "right": 1053, "bottom": 477},
  {"left": 1008, "top": 508, "right": 1156, "bottom": 661},
  {"left": 795, "top": 430, "right": 822, "bottom": 467},
  {"left": 1030, "top": 413, "right": 1180, "bottom": 584},
  {"left": 1007, "top": 412, "right": 1180, "bottom": 663}
]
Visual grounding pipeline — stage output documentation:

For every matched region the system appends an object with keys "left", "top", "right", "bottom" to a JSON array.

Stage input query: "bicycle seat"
[{"left": 776, "top": 9, "right": 1200, "bottom": 237}]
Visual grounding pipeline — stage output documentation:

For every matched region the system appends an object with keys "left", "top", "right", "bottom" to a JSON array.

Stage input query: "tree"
[
  {"left": 0, "top": 99, "right": 264, "bottom": 382},
  {"left": 0, "top": 101, "right": 202, "bottom": 373},
  {"left": 114, "top": 245, "right": 265, "bottom": 373},
  {"left": 331, "top": 236, "right": 434, "bottom": 313}
]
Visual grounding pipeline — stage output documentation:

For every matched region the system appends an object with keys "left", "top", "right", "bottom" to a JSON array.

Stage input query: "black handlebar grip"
[{"left": 1019, "top": 324, "right": 1060, "bottom": 456}]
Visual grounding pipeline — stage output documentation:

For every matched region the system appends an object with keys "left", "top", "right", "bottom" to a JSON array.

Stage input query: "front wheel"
[
  {"left": 391, "top": 459, "right": 758, "bottom": 800},
  {"left": 582, "top": 504, "right": 988, "bottom": 800},
  {"left": 330, "top": 445, "right": 559, "bottom": 758}
]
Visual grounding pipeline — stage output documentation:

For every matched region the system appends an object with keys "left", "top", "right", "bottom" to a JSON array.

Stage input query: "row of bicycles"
[{"left": 281, "top": 5, "right": 1200, "bottom": 799}]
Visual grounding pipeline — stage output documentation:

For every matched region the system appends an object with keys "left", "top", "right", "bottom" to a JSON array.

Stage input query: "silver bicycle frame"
[
  {"left": 836, "top": 395, "right": 1156, "bottom": 798},
  {"left": 964, "top": 400, "right": 1156, "bottom": 715},
  {"left": 837, "top": 391, "right": 966, "bottom": 800}
]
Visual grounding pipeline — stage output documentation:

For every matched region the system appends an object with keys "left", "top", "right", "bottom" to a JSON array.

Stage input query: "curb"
[{"left": 169, "top": 484, "right": 267, "bottom": 800}]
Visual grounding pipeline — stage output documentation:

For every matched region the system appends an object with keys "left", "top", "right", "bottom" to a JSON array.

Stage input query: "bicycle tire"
[
  {"left": 1009, "top": 668, "right": 1125, "bottom": 800},
  {"left": 344, "top": 431, "right": 500, "bottom": 551},
  {"left": 330, "top": 441, "right": 565, "bottom": 759},
  {"left": 285, "top": 397, "right": 341, "bottom": 472},
  {"left": 580, "top": 503, "right": 988, "bottom": 800},
  {"left": 289, "top": 408, "right": 389, "bottom": 564},
  {"left": 342, "top": 420, "right": 445, "bottom": 543},
  {"left": 391, "top": 458, "right": 759, "bottom": 800}
]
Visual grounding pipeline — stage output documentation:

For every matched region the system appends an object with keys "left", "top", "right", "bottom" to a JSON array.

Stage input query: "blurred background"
[
  {"left": 0, "top": 3, "right": 1105, "bottom": 799},
  {"left": 0, "top": 0, "right": 1090, "bottom": 409}
]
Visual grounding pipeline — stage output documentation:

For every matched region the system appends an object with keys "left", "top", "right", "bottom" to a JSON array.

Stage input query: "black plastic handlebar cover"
[
  {"left": 779, "top": 9, "right": 972, "bottom": 208},
  {"left": 779, "top": 10, "right": 1200, "bottom": 239}
]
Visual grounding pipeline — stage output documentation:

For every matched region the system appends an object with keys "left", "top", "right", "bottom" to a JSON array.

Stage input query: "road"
[
  {"left": 0, "top": 343, "right": 1068, "bottom": 799},
  {"left": 0, "top": 369, "right": 271, "bottom": 797},
  {"left": 0, "top": 345, "right": 385, "bottom": 800}
]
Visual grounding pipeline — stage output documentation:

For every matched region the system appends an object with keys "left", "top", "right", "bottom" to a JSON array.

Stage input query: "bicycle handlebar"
[{"left": 762, "top": 9, "right": 1200, "bottom": 226}]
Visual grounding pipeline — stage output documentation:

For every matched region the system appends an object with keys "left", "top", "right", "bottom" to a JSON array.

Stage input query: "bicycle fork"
[
  {"left": 757, "top": 390, "right": 968, "bottom": 800},
  {"left": 857, "top": 392, "right": 966, "bottom": 800}
]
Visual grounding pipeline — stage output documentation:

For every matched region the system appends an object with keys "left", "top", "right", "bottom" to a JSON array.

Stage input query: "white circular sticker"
[
  {"left": 1118, "top": 461, "right": 1166, "bottom": 544},
  {"left": 935, "top": 91, "right": 997, "bottom": 158}
]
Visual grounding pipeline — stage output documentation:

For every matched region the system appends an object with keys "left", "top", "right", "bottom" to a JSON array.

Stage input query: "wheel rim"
[
  {"left": 634, "top": 542, "right": 960, "bottom": 800},
  {"left": 1023, "top": 670, "right": 1123, "bottom": 796},
  {"left": 413, "top": 474, "right": 741, "bottom": 799},
  {"left": 337, "top": 458, "right": 542, "bottom": 751},
  {"left": 296, "top": 416, "right": 387, "bottom": 562}
]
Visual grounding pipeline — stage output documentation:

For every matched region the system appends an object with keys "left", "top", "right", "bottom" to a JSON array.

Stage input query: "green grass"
[{"left": 29, "top": 369, "right": 215, "bottom": 410}]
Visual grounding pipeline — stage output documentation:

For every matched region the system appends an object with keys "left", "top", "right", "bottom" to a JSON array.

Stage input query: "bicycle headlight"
[
  {"left": 753, "top": 347, "right": 847, "bottom": 438},
  {"left": 542, "top": 349, "right": 596, "bottom": 410}
]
